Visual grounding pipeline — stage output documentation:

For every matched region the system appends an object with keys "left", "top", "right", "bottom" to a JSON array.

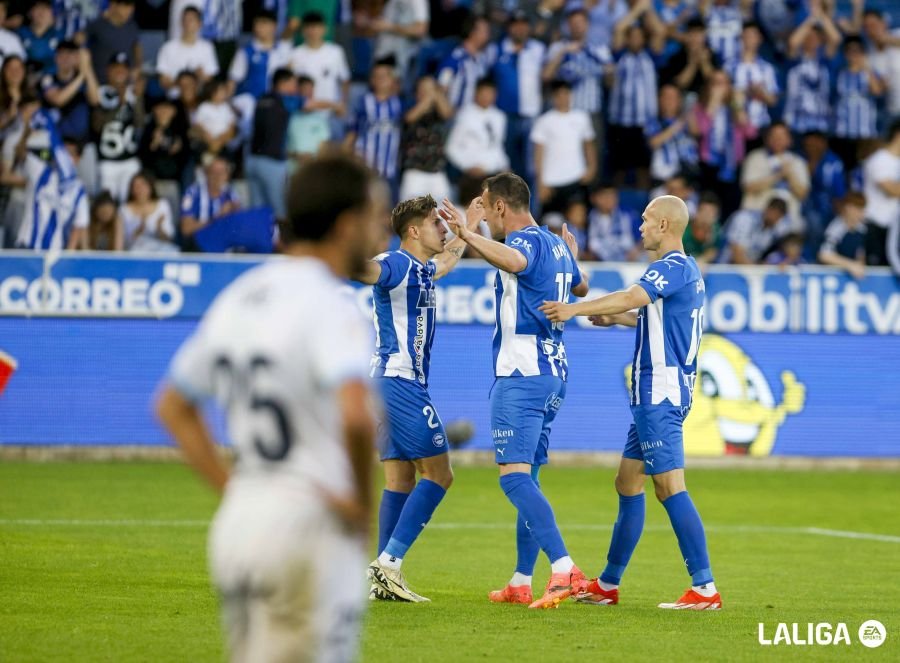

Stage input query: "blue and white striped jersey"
[
  {"left": 705, "top": 2, "right": 743, "bottom": 65},
  {"left": 784, "top": 57, "right": 831, "bottom": 134},
  {"left": 609, "top": 50, "right": 658, "bottom": 127},
  {"left": 437, "top": 46, "right": 492, "bottom": 109},
  {"left": 630, "top": 252, "right": 705, "bottom": 408},
  {"left": 350, "top": 92, "right": 403, "bottom": 179},
  {"left": 644, "top": 116, "right": 699, "bottom": 181},
  {"left": 492, "top": 38, "right": 546, "bottom": 118},
  {"left": 370, "top": 250, "right": 437, "bottom": 386},
  {"left": 834, "top": 69, "right": 880, "bottom": 139},
  {"left": 728, "top": 57, "right": 778, "bottom": 129},
  {"left": 493, "top": 226, "right": 582, "bottom": 380},
  {"left": 545, "top": 40, "right": 611, "bottom": 113}
]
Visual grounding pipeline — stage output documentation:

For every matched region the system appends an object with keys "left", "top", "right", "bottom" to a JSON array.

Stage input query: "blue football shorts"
[
  {"left": 373, "top": 376, "right": 448, "bottom": 461},
  {"left": 622, "top": 403, "right": 690, "bottom": 475},
  {"left": 490, "top": 375, "right": 566, "bottom": 466}
]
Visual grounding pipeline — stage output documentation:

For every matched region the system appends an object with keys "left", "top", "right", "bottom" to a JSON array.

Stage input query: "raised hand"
[
  {"left": 437, "top": 198, "right": 468, "bottom": 237},
  {"left": 561, "top": 222, "right": 579, "bottom": 261}
]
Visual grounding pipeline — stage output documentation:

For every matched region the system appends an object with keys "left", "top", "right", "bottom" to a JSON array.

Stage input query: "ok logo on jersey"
[{"left": 642, "top": 269, "right": 669, "bottom": 291}]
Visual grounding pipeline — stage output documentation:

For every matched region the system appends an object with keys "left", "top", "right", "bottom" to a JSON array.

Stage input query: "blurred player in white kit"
[{"left": 156, "top": 154, "right": 385, "bottom": 662}]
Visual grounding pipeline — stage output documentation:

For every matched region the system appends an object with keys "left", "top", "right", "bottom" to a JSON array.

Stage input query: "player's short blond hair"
[{"left": 391, "top": 195, "right": 437, "bottom": 238}]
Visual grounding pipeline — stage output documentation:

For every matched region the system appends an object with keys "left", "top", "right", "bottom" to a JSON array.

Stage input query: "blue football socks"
[
  {"left": 662, "top": 491, "right": 714, "bottom": 586},
  {"left": 378, "top": 489, "right": 409, "bottom": 554},
  {"left": 383, "top": 479, "right": 447, "bottom": 560},
  {"left": 600, "top": 492, "right": 646, "bottom": 586},
  {"left": 500, "top": 472, "right": 568, "bottom": 564},
  {"left": 514, "top": 466, "right": 542, "bottom": 576}
]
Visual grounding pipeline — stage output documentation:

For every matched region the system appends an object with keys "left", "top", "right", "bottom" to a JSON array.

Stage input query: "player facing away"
[
  {"left": 355, "top": 195, "right": 480, "bottom": 602},
  {"left": 541, "top": 195, "right": 722, "bottom": 610},
  {"left": 445, "top": 173, "right": 592, "bottom": 609},
  {"left": 155, "top": 155, "right": 383, "bottom": 662}
]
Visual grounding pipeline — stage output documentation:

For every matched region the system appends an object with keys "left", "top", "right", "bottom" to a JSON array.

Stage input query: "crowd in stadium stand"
[{"left": 1, "top": 0, "right": 899, "bottom": 274}]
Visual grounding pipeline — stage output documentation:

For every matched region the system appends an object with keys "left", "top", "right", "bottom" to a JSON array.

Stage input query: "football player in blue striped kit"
[
  {"left": 356, "top": 194, "right": 480, "bottom": 602},
  {"left": 446, "top": 173, "right": 593, "bottom": 610},
  {"left": 541, "top": 194, "right": 723, "bottom": 610}
]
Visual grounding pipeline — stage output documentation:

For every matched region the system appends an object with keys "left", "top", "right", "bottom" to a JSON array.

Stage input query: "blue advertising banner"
[
  {"left": 0, "top": 253, "right": 898, "bottom": 456},
  {"left": 1, "top": 251, "right": 898, "bottom": 334}
]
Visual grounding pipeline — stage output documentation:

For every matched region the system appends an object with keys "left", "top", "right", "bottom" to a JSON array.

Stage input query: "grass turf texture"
[{"left": 1, "top": 462, "right": 898, "bottom": 662}]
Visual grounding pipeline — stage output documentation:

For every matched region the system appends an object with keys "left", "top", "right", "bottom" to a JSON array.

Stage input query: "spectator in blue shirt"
[
  {"left": 18, "top": 0, "right": 63, "bottom": 75},
  {"left": 39, "top": 40, "right": 89, "bottom": 143},
  {"left": 800, "top": 130, "right": 845, "bottom": 253},
  {"left": 179, "top": 155, "right": 242, "bottom": 246},
  {"left": 586, "top": 182, "right": 641, "bottom": 261},
  {"left": 818, "top": 191, "right": 868, "bottom": 279},
  {"left": 437, "top": 14, "right": 493, "bottom": 110},
  {"left": 491, "top": 11, "right": 546, "bottom": 181}
]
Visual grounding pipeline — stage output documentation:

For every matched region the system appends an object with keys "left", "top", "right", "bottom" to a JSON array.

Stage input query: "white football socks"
[
  {"left": 509, "top": 572, "right": 532, "bottom": 587},
  {"left": 550, "top": 556, "right": 575, "bottom": 574},
  {"left": 599, "top": 580, "right": 618, "bottom": 591},
  {"left": 377, "top": 552, "right": 402, "bottom": 571},
  {"left": 692, "top": 582, "right": 718, "bottom": 597}
]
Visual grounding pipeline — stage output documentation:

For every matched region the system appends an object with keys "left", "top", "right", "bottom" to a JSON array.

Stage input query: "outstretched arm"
[
  {"left": 540, "top": 284, "right": 651, "bottom": 322},
  {"left": 589, "top": 312, "right": 639, "bottom": 327}
]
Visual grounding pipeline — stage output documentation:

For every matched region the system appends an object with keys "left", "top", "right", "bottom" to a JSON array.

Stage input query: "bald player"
[{"left": 540, "top": 195, "right": 722, "bottom": 610}]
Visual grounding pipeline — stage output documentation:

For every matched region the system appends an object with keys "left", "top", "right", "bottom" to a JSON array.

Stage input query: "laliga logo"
[{"left": 757, "top": 620, "right": 885, "bottom": 647}]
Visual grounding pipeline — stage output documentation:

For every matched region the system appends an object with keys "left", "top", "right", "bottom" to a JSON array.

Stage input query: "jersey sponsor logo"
[
  {"left": 492, "top": 428, "right": 514, "bottom": 439},
  {"left": 509, "top": 237, "right": 532, "bottom": 252},
  {"left": 642, "top": 269, "right": 669, "bottom": 291}
]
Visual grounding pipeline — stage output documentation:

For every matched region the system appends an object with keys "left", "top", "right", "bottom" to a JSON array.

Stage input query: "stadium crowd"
[{"left": 1, "top": 0, "right": 899, "bottom": 275}]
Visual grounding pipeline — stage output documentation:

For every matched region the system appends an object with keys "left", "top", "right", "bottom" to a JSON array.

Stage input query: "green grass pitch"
[{"left": 1, "top": 461, "right": 898, "bottom": 661}]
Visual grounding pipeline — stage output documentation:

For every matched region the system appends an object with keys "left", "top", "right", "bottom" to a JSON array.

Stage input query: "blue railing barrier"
[{"left": 1, "top": 251, "right": 898, "bottom": 457}]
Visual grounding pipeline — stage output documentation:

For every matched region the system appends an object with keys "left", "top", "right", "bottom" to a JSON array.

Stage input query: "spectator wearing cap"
[
  {"left": 344, "top": 58, "right": 403, "bottom": 192},
  {"left": 245, "top": 68, "right": 301, "bottom": 223},
  {"left": 701, "top": 0, "right": 745, "bottom": 67},
  {"left": 289, "top": 11, "right": 349, "bottom": 141},
  {"left": 531, "top": 79, "right": 596, "bottom": 224},
  {"left": 81, "top": 48, "right": 144, "bottom": 202},
  {"left": 157, "top": 6, "right": 220, "bottom": 95},
  {"left": 542, "top": 8, "right": 611, "bottom": 159},
  {"left": 818, "top": 192, "right": 868, "bottom": 279},
  {"left": 0, "top": 1, "right": 26, "bottom": 69},
  {"left": 491, "top": 11, "right": 545, "bottom": 181},
  {"left": 399, "top": 75, "right": 452, "bottom": 203},
  {"left": 17, "top": 0, "right": 62, "bottom": 75},
  {"left": 644, "top": 84, "right": 698, "bottom": 185},
  {"left": 586, "top": 183, "right": 641, "bottom": 262},
  {"left": 727, "top": 21, "right": 778, "bottom": 143},
  {"left": 722, "top": 197, "right": 798, "bottom": 265},
  {"left": 832, "top": 36, "right": 884, "bottom": 174},
  {"left": 81, "top": 0, "right": 140, "bottom": 85},
  {"left": 179, "top": 154, "right": 241, "bottom": 246},
  {"left": 607, "top": 4, "right": 666, "bottom": 189},
  {"left": 862, "top": 10, "right": 900, "bottom": 123},
  {"left": 445, "top": 77, "right": 508, "bottom": 205},
  {"left": 438, "top": 15, "right": 493, "bottom": 111},
  {"left": 369, "top": 0, "right": 430, "bottom": 80},
  {"left": 862, "top": 119, "right": 900, "bottom": 266},
  {"left": 660, "top": 17, "right": 721, "bottom": 94},
  {"left": 800, "top": 130, "right": 845, "bottom": 252},
  {"left": 741, "top": 122, "right": 810, "bottom": 220},
  {"left": 169, "top": 0, "right": 242, "bottom": 72},
  {"left": 783, "top": 11, "right": 840, "bottom": 137}
]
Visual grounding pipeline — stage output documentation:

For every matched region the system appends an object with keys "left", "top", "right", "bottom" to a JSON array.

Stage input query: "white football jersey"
[{"left": 169, "top": 258, "right": 372, "bottom": 498}]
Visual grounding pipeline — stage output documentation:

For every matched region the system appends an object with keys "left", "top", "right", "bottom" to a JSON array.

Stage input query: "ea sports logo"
[{"left": 858, "top": 620, "right": 886, "bottom": 648}]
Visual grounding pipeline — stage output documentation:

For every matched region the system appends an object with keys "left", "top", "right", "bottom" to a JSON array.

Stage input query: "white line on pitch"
[{"left": 1, "top": 519, "right": 898, "bottom": 544}]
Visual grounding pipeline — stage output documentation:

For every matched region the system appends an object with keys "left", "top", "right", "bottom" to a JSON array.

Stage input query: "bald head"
[{"left": 639, "top": 195, "right": 690, "bottom": 252}]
